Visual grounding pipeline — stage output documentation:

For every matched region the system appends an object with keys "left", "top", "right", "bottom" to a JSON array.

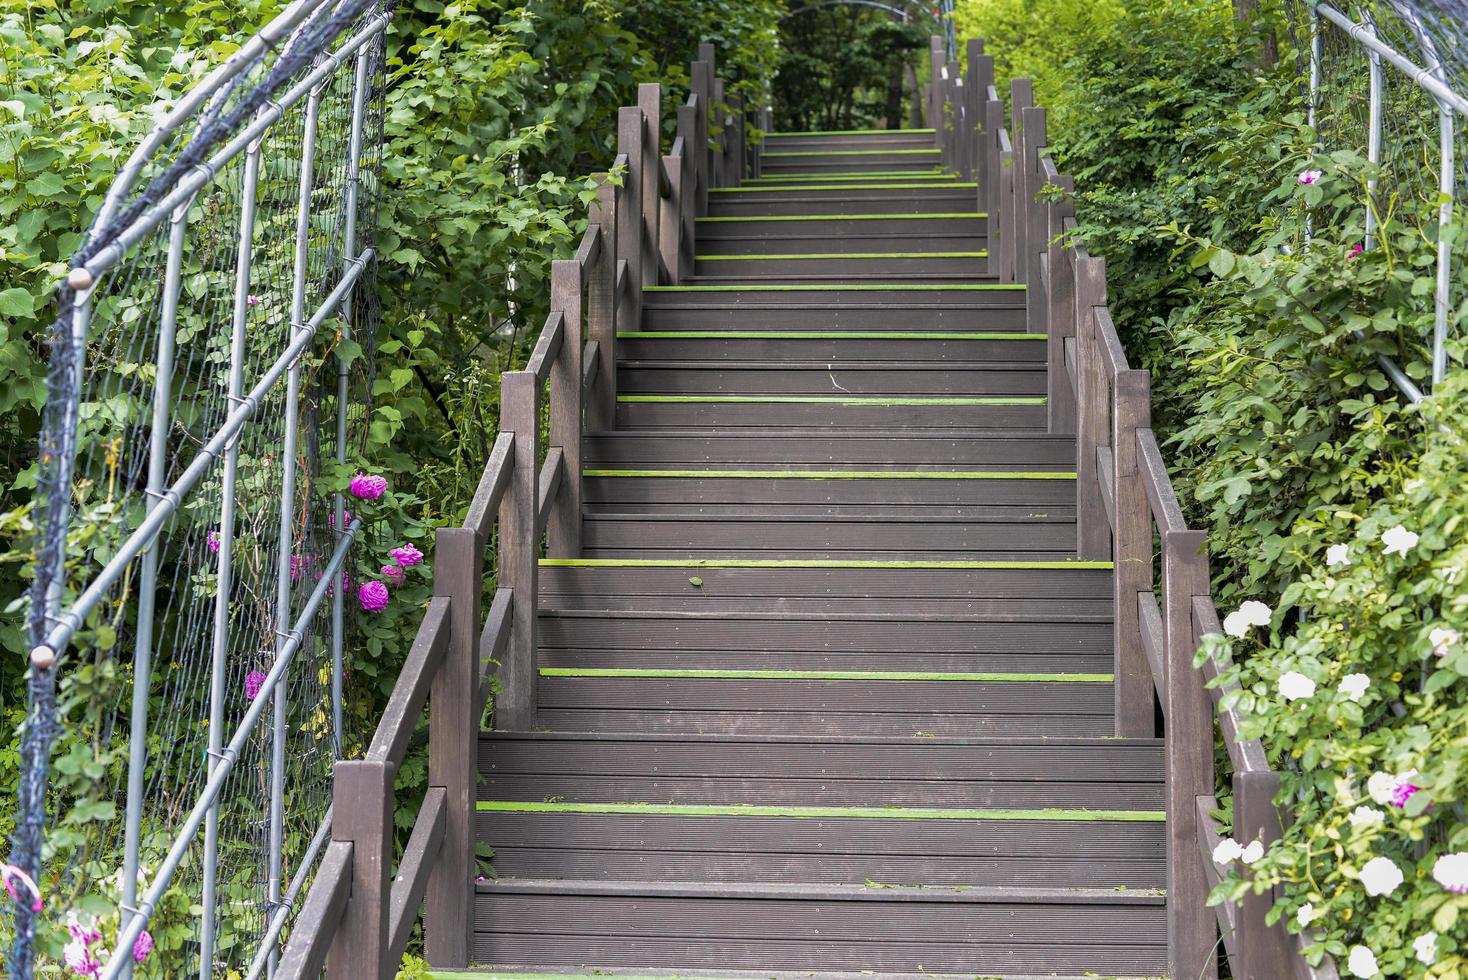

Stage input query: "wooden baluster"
[
  {"left": 638, "top": 84, "right": 663, "bottom": 285},
  {"left": 1021, "top": 106, "right": 1047, "bottom": 333},
  {"left": 929, "top": 37, "right": 944, "bottom": 155},
  {"left": 1163, "top": 529, "right": 1218, "bottom": 980},
  {"left": 1235, "top": 769, "right": 1292, "bottom": 978},
  {"left": 1046, "top": 176, "right": 1076, "bottom": 433},
  {"left": 983, "top": 97, "right": 1003, "bottom": 258},
  {"left": 1075, "top": 256, "right": 1110, "bottom": 560},
  {"left": 617, "top": 106, "right": 645, "bottom": 328},
  {"left": 587, "top": 178, "right": 617, "bottom": 431},
  {"left": 966, "top": 42, "right": 991, "bottom": 188},
  {"left": 1113, "top": 370, "right": 1154, "bottom": 735},
  {"left": 691, "top": 59, "right": 712, "bottom": 214},
  {"left": 677, "top": 103, "right": 698, "bottom": 278},
  {"left": 711, "top": 77, "right": 726, "bottom": 190},
  {"left": 424, "top": 526, "right": 482, "bottom": 967},
  {"left": 998, "top": 141, "right": 1016, "bottom": 284},
  {"left": 494, "top": 374, "right": 538, "bottom": 731},
  {"left": 727, "top": 92, "right": 746, "bottom": 185},
  {"left": 660, "top": 149, "right": 683, "bottom": 286},
  {"left": 327, "top": 760, "right": 393, "bottom": 979},
  {"left": 1009, "top": 79, "right": 1033, "bottom": 285},
  {"left": 548, "top": 259, "right": 583, "bottom": 556}
]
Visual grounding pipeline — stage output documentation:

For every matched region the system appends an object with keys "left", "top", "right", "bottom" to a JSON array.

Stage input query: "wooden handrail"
[
  {"left": 942, "top": 47, "right": 1342, "bottom": 980},
  {"left": 277, "top": 36, "right": 756, "bottom": 979}
]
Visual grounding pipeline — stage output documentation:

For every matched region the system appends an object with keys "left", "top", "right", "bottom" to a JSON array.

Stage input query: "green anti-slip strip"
[
  {"left": 540, "top": 668, "right": 1112, "bottom": 682},
  {"left": 476, "top": 801, "right": 1164, "bottom": 822},
  {"left": 763, "top": 149, "right": 940, "bottom": 158},
  {"left": 697, "top": 212, "right": 982, "bottom": 222},
  {"left": 617, "top": 395, "right": 1044, "bottom": 406},
  {"left": 768, "top": 128, "right": 936, "bottom": 136},
  {"left": 695, "top": 251, "right": 989, "bottom": 261},
  {"left": 583, "top": 469, "right": 1074, "bottom": 480},
  {"left": 644, "top": 283, "right": 1022, "bottom": 292},
  {"left": 617, "top": 331, "right": 1037, "bottom": 340},
  {"left": 539, "top": 558, "right": 1113, "bottom": 570},
  {"left": 713, "top": 182, "right": 976, "bottom": 193},
  {"left": 747, "top": 169, "right": 946, "bottom": 179}
]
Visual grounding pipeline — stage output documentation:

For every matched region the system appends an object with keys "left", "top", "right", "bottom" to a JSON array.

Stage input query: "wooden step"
[
  {"left": 640, "top": 285, "right": 1027, "bottom": 331},
  {"left": 615, "top": 395, "right": 1046, "bottom": 431},
  {"left": 614, "top": 331, "right": 1039, "bottom": 365},
  {"left": 692, "top": 254, "right": 989, "bottom": 280},
  {"left": 709, "top": 187, "right": 978, "bottom": 216},
  {"left": 584, "top": 430, "right": 1075, "bottom": 471},
  {"left": 761, "top": 149, "right": 943, "bottom": 173},
  {"left": 696, "top": 213, "right": 983, "bottom": 242},
  {"left": 616, "top": 361, "right": 1041, "bottom": 397},
  {"left": 582, "top": 470, "right": 1073, "bottom": 506},
  {"left": 480, "top": 733, "right": 1164, "bottom": 810},
  {"left": 694, "top": 232, "right": 986, "bottom": 256},
  {"left": 537, "top": 612, "right": 1110, "bottom": 675},
  {"left": 471, "top": 879, "right": 1167, "bottom": 976},
  {"left": 763, "top": 129, "right": 938, "bottom": 150}
]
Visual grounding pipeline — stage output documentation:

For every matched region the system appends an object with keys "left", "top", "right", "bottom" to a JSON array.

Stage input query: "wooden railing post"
[
  {"left": 967, "top": 43, "right": 992, "bottom": 189},
  {"left": 1235, "top": 769, "right": 1292, "bottom": 978},
  {"left": 1075, "top": 255, "right": 1110, "bottom": 560},
  {"left": 661, "top": 147, "right": 683, "bottom": 285},
  {"left": 1114, "top": 370, "right": 1154, "bottom": 736},
  {"left": 494, "top": 373, "right": 538, "bottom": 730},
  {"left": 617, "top": 106, "right": 645, "bottom": 326},
  {"left": 998, "top": 137, "right": 1016, "bottom": 283},
  {"left": 638, "top": 84, "right": 662, "bottom": 284},
  {"left": 1009, "top": 79, "right": 1034, "bottom": 284},
  {"left": 1163, "top": 528, "right": 1218, "bottom": 980},
  {"left": 929, "top": 37, "right": 945, "bottom": 155},
  {"left": 677, "top": 103, "right": 698, "bottom": 276},
  {"left": 327, "top": 760, "right": 393, "bottom": 979},
  {"left": 1046, "top": 177, "right": 1077, "bottom": 433},
  {"left": 1020, "top": 106, "right": 1047, "bottom": 332},
  {"left": 424, "top": 526, "right": 482, "bottom": 968},
  {"left": 727, "top": 92, "right": 746, "bottom": 185},
  {"left": 983, "top": 96, "right": 1003, "bottom": 242},
  {"left": 587, "top": 178, "right": 617, "bottom": 430},
  {"left": 711, "top": 77, "right": 727, "bottom": 189},
  {"left": 548, "top": 259, "right": 583, "bottom": 556},
  {"left": 693, "top": 48, "right": 714, "bottom": 209}
]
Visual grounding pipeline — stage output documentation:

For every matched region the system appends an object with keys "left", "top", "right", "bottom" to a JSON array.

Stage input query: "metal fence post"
[
  {"left": 1163, "top": 529, "right": 1218, "bottom": 980},
  {"left": 327, "top": 760, "right": 393, "bottom": 980},
  {"left": 424, "top": 526, "right": 483, "bottom": 967}
]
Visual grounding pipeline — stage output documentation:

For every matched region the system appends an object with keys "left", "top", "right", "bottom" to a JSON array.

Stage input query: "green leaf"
[{"left": 0, "top": 287, "right": 35, "bottom": 317}]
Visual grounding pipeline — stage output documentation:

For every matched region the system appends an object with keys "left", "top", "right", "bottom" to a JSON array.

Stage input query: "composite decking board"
[
  {"left": 686, "top": 273, "right": 996, "bottom": 286},
  {"left": 536, "top": 615, "right": 1111, "bottom": 653},
  {"left": 640, "top": 306, "right": 1029, "bottom": 330},
  {"left": 615, "top": 338, "right": 1035, "bottom": 362},
  {"left": 694, "top": 236, "right": 986, "bottom": 255},
  {"left": 709, "top": 197, "right": 980, "bottom": 217},
  {"left": 584, "top": 431, "right": 1075, "bottom": 469},
  {"left": 616, "top": 366, "right": 1043, "bottom": 396},
  {"left": 535, "top": 675, "right": 1115, "bottom": 709},
  {"left": 534, "top": 708, "right": 1115, "bottom": 737},
  {"left": 616, "top": 404, "right": 1050, "bottom": 430}
]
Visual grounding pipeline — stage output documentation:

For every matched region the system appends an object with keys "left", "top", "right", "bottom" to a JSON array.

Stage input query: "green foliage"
[
  {"left": 774, "top": 3, "right": 926, "bottom": 132},
  {"left": 953, "top": 0, "right": 1123, "bottom": 111},
  {"left": 1205, "top": 374, "right": 1468, "bottom": 978}
]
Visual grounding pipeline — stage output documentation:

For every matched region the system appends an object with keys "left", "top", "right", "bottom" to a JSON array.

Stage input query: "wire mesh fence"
[
  {"left": 1291, "top": 0, "right": 1468, "bottom": 400},
  {"left": 9, "top": 1, "right": 391, "bottom": 976}
]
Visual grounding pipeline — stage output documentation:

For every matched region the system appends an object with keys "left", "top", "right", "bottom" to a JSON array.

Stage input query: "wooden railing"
[
  {"left": 931, "top": 37, "right": 1342, "bottom": 980},
  {"left": 274, "top": 42, "right": 750, "bottom": 980}
]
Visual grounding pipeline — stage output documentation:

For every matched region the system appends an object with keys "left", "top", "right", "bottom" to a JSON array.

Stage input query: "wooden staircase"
[{"left": 467, "top": 130, "right": 1168, "bottom": 980}]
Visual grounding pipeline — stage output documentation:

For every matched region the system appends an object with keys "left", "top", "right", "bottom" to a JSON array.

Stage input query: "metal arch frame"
[
  {"left": 1309, "top": 0, "right": 1467, "bottom": 400},
  {"left": 780, "top": 0, "right": 940, "bottom": 23}
]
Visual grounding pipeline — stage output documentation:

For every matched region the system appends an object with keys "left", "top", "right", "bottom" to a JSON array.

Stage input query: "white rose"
[
  {"left": 1366, "top": 772, "right": 1397, "bottom": 805},
  {"left": 1381, "top": 524, "right": 1419, "bottom": 556},
  {"left": 1212, "top": 837, "right": 1244, "bottom": 865},
  {"left": 1241, "top": 840, "right": 1264, "bottom": 865},
  {"left": 1414, "top": 931, "right": 1438, "bottom": 966},
  {"left": 1360, "top": 855, "right": 1403, "bottom": 896},
  {"left": 1432, "top": 852, "right": 1468, "bottom": 894},
  {"left": 1326, "top": 544, "right": 1350, "bottom": 567},
  {"left": 1347, "top": 945, "right": 1379, "bottom": 978},
  {"left": 1338, "top": 673, "right": 1370, "bottom": 703},
  {"left": 1296, "top": 902, "right": 1316, "bottom": 927},
  {"left": 1223, "top": 600, "right": 1272, "bottom": 637},
  {"left": 1348, "top": 806, "right": 1384, "bottom": 828},
  {"left": 1278, "top": 671, "right": 1316, "bottom": 701},
  {"left": 1430, "top": 627, "right": 1461, "bottom": 657}
]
